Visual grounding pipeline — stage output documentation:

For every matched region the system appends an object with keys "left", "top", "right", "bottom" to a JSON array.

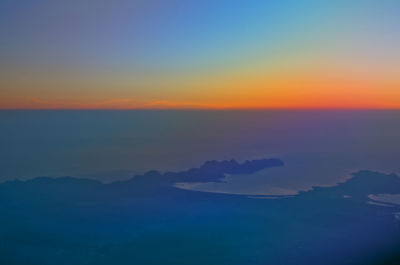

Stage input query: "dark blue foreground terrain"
[{"left": 1, "top": 159, "right": 399, "bottom": 265}]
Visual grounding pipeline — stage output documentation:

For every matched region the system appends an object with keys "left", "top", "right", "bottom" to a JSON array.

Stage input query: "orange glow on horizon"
[{"left": 1, "top": 55, "right": 399, "bottom": 110}]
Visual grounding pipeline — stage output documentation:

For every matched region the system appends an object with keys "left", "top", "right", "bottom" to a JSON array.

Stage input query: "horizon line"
[{"left": 1, "top": 107, "right": 400, "bottom": 111}]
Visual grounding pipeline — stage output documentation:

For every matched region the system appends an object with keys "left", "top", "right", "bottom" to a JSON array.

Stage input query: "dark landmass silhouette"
[
  {"left": 0, "top": 159, "right": 399, "bottom": 265},
  {"left": 126, "top": 158, "right": 284, "bottom": 184},
  {"left": 298, "top": 170, "right": 400, "bottom": 203}
]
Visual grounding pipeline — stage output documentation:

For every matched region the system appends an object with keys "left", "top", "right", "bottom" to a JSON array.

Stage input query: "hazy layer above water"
[{"left": 1, "top": 110, "right": 399, "bottom": 194}]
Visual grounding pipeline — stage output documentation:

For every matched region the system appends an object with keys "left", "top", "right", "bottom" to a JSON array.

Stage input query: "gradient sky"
[{"left": 0, "top": 0, "right": 399, "bottom": 109}]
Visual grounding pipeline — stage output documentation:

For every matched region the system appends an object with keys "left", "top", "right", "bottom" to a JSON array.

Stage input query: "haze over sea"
[{"left": 1, "top": 110, "right": 399, "bottom": 195}]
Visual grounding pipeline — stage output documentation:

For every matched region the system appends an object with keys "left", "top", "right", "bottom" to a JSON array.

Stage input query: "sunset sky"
[{"left": 1, "top": 0, "right": 399, "bottom": 109}]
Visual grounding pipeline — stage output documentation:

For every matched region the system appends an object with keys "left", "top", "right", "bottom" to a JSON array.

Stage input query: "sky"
[{"left": 0, "top": 0, "right": 399, "bottom": 109}]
